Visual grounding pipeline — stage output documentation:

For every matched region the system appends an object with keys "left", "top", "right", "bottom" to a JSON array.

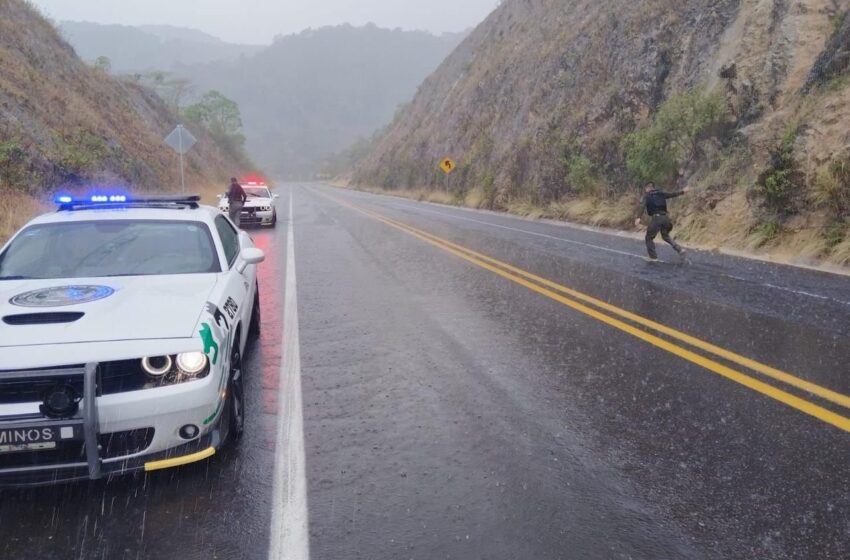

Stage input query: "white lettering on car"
[{"left": 0, "top": 428, "right": 53, "bottom": 443}]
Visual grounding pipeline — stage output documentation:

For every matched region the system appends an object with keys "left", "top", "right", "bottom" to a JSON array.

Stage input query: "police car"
[
  {"left": 0, "top": 194, "right": 264, "bottom": 486},
  {"left": 218, "top": 178, "right": 278, "bottom": 227}
]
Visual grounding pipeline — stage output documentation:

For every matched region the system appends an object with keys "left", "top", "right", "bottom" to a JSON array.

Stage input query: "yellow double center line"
[{"left": 320, "top": 191, "right": 850, "bottom": 433}]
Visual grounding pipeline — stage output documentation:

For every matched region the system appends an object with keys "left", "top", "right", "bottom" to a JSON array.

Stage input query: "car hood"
[{"left": 0, "top": 275, "right": 218, "bottom": 348}]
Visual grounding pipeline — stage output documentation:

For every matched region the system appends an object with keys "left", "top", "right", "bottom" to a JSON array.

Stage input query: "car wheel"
[
  {"left": 249, "top": 283, "right": 261, "bottom": 337},
  {"left": 270, "top": 210, "right": 277, "bottom": 227},
  {"left": 226, "top": 342, "right": 245, "bottom": 443}
]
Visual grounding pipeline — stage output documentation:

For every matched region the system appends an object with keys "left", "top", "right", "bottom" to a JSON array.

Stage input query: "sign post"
[
  {"left": 439, "top": 157, "right": 456, "bottom": 193},
  {"left": 164, "top": 125, "right": 197, "bottom": 193}
]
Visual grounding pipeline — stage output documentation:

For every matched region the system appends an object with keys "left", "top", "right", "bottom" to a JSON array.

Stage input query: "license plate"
[{"left": 0, "top": 425, "right": 79, "bottom": 454}]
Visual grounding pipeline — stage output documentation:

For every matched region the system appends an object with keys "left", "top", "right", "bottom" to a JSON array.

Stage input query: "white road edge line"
[{"left": 269, "top": 190, "right": 310, "bottom": 560}]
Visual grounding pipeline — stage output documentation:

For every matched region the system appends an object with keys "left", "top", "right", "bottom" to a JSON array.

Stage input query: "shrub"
[
  {"left": 813, "top": 157, "right": 850, "bottom": 219},
  {"left": 0, "top": 139, "right": 30, "bottom": 188},
  {"left": 756, "top": 127, "right": 799, "bottom": 214},
  {"left": 655, "top": 88, "right": 725, "bottom": 160},
  {"left": 481, "top": 172, "right": 497, "bottom": 209},
  {"left": 752, "top": 216, "right": 781, "bottom": 246},
  {"left": 565, "top": 155, "right": 596, "bottom": 195},
  {"left": 623, "top": 125, "right": 678, "bottom": 184},
  {"left": 56, "top": 130, "right": 108, "bottom": 175},
  {"left": 623, "top": 87, "right": 726, "bottom": 184}
]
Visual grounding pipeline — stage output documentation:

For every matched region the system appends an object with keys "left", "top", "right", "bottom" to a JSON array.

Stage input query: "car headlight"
[
  {"left": 142, "top": 355, "right": 172, "bottom": 377},
  {"left": 138, "top": 353, "right": 210, "bottom": 386},
  {"left": 176, "top": 352, "right": 208, "bottom": 375}
]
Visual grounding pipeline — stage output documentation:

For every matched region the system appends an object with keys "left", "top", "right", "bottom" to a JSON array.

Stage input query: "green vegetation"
[
  {"left": 0, "top": 139, "right": 30, "bottom": 189},
  {"left": 94, "top": 55, "right": 111, "bottom": 72},
  {"left": 565, "top": 155, "right": 597, "bottom": 195},
  {"left": 55, "top": 129, "right": 109, "bottom": 176},
  {"left": 756, "top": 127, "right": 799, "bottom": 215},
  {"left": 184, "top": 90, "right": 247, "bottom": 160},
  {"left": 623, "top": 88, "right": 726, "bottom": 184},
  {"left": 752, "top": 218, "right": 781, "bottom": 246},
  {"left": 623, "top": 126, "right": 679, "bottom": 184}
]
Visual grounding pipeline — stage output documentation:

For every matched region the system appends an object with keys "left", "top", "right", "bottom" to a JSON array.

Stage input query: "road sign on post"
[
  {"left": 164, "top": 125, "right": 197, "bottom": 193},
  {"left": 439, "top": 157, "right": 456, "bottom": 192},
  {"left": 439, "top": 158, "right": 456, "bottom": 175}
]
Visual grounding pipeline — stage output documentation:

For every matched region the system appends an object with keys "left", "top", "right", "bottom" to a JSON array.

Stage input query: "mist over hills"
[
  {"left": 59, "top": 21, "right": 465, "bottom": 178},
  {"left": 59, "top": 21, "right": 262, "bottom": 71}
]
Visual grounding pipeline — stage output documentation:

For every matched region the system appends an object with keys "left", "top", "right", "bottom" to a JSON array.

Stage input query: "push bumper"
[{"left": 0, "top": 363, "right": 225, "bottom": 487}]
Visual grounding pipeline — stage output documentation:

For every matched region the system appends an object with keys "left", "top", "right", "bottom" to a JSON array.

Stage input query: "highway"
[{"left": 1, "top": 183, "right": 849, "bottom": 559}]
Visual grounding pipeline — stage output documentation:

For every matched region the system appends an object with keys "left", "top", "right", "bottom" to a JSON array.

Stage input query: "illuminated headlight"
[
  {"left": 141, "top": 355, "right": 172, "bottom": 377},
  {"left": 139, "top": 353, "right": 209, "bottom": 386},
  {"left": 176, "top": 352, "right": 208, "bottom": 376}
]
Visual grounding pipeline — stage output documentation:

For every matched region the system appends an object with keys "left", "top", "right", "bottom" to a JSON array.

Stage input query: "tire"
[
  {"left": 249, "top": 283, "right": 261, "bottom": 337},
  {"left": 270, "top": 210, "right": 277, "bottom": 227},
  {"left": 225, "top": 340, "right": 245, "bottom": 443}
]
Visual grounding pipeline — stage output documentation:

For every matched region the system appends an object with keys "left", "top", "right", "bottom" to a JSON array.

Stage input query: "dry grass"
[{"left": 0, "top": 190, "right": 49, "bottom": 245}]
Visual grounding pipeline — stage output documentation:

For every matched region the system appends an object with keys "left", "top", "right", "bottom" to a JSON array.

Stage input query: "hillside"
[
  {"left": 351, "top": 0, "right": 850, "bottom": 268},
  {"left": 58, "top": 21, "right": 263, "bottom": 72},
  {"left": 0, "top": 0, "right": 249, "bottom": 242}
]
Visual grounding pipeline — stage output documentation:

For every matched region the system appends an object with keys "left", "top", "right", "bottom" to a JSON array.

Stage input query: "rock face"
[
  {"left": 806, "top": 12, "right": 850, "bottom": 88},
  {"left": 351, "top": 0, "right": 850, "bottom": 265},
  {"left": 0, "top": 0, "right": 246, "bottom": 195}
]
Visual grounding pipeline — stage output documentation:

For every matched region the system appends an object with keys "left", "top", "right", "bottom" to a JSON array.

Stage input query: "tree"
[
  {"left": 184, "top": 91, "right": 247, "bottom": 157},
  {"left": 94, "top": 56, "right": 111, "bottom": 72}
]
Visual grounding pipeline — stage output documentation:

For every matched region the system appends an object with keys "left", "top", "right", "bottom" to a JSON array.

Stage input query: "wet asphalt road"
[{"left": 2, "top": 182, "right": 850, "bottom": 559}]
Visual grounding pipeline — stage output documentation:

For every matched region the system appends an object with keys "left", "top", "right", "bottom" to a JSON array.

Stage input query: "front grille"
[
  {"left": 0, "top": 440, "right": 85, "bottom": 469},
  {"left": 0, "top": 367, "right": 85, "bottom": 405},
  {"left": 100, "top": 428, "right": 154, "bottom": 459}
]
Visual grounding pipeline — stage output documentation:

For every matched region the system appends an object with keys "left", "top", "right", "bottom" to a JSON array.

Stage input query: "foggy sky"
[{"left": 29, "top": 0, "right": 499, "bottom": 44}]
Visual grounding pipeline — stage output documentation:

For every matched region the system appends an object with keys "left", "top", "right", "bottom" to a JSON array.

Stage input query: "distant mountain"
[
  {"left": 59, "top": 22, "right": 465, "bottom": 178},
  {"left": 59, "top": 21, "right": 262, "bottom": 72}
]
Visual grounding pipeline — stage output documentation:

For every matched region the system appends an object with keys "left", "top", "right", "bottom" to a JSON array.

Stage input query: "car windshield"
[
  {"left": 244, "top": 187, "right": 271, "bottom": 198},
  {"left": 0, "top": 220, "right": 220, "bottom": 279}
]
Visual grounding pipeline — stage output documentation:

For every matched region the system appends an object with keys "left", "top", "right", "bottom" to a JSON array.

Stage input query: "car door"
[{"left": 213, "top": 215, "right": 253, "bottom": 351}]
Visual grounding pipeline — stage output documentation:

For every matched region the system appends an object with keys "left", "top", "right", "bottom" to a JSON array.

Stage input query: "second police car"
[
  {"left": 0, "top": 194, "right": 264, "bottom": 486},
  {"left": 218, "top": 177, "right": 278, "bottom": 227}
]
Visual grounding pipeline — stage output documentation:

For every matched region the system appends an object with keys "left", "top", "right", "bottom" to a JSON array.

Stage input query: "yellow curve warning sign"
[{"left": 439, "top": 158, "right": 456, "bottom": 174}]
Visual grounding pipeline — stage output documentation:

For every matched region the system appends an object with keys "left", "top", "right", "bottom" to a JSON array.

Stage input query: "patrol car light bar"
[{"left": 54, "top": 193, "right": 201, "bottom": 210}]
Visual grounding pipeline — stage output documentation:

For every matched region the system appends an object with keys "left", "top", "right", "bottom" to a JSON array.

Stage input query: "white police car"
[
  {"left": 218, "top": 179, "right": 278, "bottom": 227},
  {"left": 0, "top": 194, "right": 264, "bottom": 486}
]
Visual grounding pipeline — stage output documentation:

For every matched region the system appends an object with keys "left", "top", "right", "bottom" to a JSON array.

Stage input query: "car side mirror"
[
  {"left": 235, "top": 247, "right": 265, "bottom": 274},
  {"left": 273, "top": 194, "right": 280, "bottom": 199}
]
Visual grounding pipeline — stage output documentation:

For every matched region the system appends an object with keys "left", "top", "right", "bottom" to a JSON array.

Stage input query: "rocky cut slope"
[
  {"left": 352, "top": 0, "right": 850, "bottom": 267},
  {"left": 0, "top": 0, "right": 249, "bottom": 241}
]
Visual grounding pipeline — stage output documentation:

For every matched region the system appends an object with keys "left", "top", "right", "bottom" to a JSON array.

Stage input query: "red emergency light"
[{"left": 241, "top": 174, "right": 267, "bottom": 186}]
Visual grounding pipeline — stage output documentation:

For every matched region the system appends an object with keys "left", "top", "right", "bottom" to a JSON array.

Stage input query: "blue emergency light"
[{"left": 54, "top": 193, "right": 201, "bottom": 211}]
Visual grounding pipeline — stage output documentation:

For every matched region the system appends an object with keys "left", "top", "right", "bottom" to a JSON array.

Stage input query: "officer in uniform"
[
  {"left": 227, "top": 177, "right": 247, "bottom": 227},
  {"left": 634, "top": 182, "right": 690, "bottom": 261}
]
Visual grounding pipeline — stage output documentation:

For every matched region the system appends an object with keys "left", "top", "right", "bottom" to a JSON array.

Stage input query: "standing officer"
[
  {"left": 634, "top": 182, "right": 690, "bottom": 261},
  {"left": 227, "top": 177, "right": 247, "bottom": 227}
]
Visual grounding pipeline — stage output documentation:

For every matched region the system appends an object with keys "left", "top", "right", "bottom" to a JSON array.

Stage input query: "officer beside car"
[{"left": 227, "top": 177, "right": 247, "bottom": 227}]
